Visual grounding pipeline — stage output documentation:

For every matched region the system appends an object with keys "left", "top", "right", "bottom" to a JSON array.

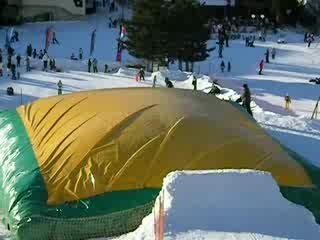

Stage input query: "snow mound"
[{"left": 105, "top": 170, "right": 320, "bottom": 240}]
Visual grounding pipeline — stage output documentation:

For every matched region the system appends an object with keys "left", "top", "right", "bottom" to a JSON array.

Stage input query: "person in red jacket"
[{"left": 259, "top": 59, "right": 264, "bottom": 75}]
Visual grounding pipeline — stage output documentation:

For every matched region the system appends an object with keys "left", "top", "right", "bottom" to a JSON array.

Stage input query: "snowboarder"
[
  {"left": 52, "top": 31, "right": 60, "bottom": 45},
  {"left": 271, "top": 47, "right": 276, "bottom": 60},
  {"left": 33, "top": 49, "right": 37, "bottom": 59},
  {"left": 259, "top": 59, "right": 264, "bottom": 75},
  {"left": 42, "top": 52, "right": 49, "bottom": 71},
  {"left": 265, "top": 49, "right": 270, "bottom": 63},
  {"left": 93, "top": 58, "right": 98, "bottom": 73},
  {"left": 16, "top": 54, "right": 21, "bottom": 67},
  {"left": 227, "top": 61, "right": 231, "bottom": 72},
  {"left": 152, "top": 75, "right": 157, "bottom": 88},
  {"left": 285, "top": 94, "right": 291, "bottom": 110},
  {"left": 26, "top": 56, "right": 31, "bottom": 72},
  {"left": 139, "top": 68, "right": 145, "bottom": 81},
  {"left": 241, "top": 84, "right": 253, "bottom": 116},
  {"left": 79, "top": 48, "right": 83, "bottom": 60},
  {"left": 192, "top": 75, "right": 197, "bottom": 90},
  {"left": 57, "top": 80, "right": 63, "bottom": 95},
  {"left": 88, "top": 58, "right": 92, "bottom": 72},
  {"left": 220, "top": 61, "right": 225, "bottom": 73}
]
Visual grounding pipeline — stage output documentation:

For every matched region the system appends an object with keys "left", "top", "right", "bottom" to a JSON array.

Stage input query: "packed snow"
[{"left": 0, "top": 2, "right": 320, "bottom": 240}]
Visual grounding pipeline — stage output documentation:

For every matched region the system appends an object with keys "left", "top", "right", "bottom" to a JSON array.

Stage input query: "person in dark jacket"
[
  {"left": 165, "top": 77, "right": 174, "bottom": 88},
  {"left": 220, "top": 60, "right": 225, "bottom": 72},
  {"left": 241, "top": 84, "right": 253, "bottom": 116},
  {"left": 265, "top": 49, "right": 270, "bottom": 63},
  {"left": 259, "top": 59, "right": 264, "bottom": 75},
  {"left": 16, "top": 54, "right": 21, "bottom": 67},
  {"left": 88, "top": 58, "right": 92, "bottom": 72},
  {"left": 227, "top": 61, "right": 231, "bottom": 72},
  {"left": 33, "top": 49, "right": 37, "bottom": 59},
  {"left": 139, "top": 68, "right": 145, "bottom": 81},
  {"left": 192, "top": 75, "right": 197, "bottom": 90}
]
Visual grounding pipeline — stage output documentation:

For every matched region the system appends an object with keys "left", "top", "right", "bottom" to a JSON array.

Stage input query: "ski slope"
[{"left": 0, "top": 3, "right": 320, "bottom": 240}]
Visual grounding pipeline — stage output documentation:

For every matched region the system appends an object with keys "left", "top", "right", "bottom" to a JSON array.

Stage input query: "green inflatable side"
[{"left": 0, "top": 111, "right": 160, "bottom": 240}]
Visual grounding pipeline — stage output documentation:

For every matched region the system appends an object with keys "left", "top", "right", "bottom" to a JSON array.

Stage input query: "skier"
[
  {"left": 7, "top": 55, "right": 12, "bottom": 74},
  {"left": 265, "top": 49, "right": 270, "bottom": 63},
  {"left": 304, "top": 32, "right": 308, "bottom": 43},
  {"left": 259, "top": 59, "right": 264, "bottom": 75},
  {"left": 88, "top": 58, "right": 92, "bottom": 73},
  {"left": 26, "top": 56, "right": 31, "bottom": 72},
  {"left": 16, "top": 54, "right": 21, "bottom": 67},
  {"left": 192, "top": 75, "right": 197, "bottom": 90},
  {"left": 285, "top": 94, "right": 291, "bottom": 110},
  {"left": 93, "top": 58, "right": 98, "bottom": 73},
  {"left": 104, "top": 64, "right": 109, "bottom": 73},
  {"left": 39, "top": 50, "right": 43, "bottom": 59},
  {"left": 271, "top": 47, "right": 276, "bottom": 60},
  {"left": 241, "top": 84, "right": 253, "bottom": 116},
  {"left": 49, "top": 58, "right": 56, "bottom": 71},
  {"left": 79, "top": 48, "right": 83, "bottom": 60},
  {"left": 307, "top": 34, "right": 313, "bottom": 48},
  {"left": 139, "top": 68, "right": 145, "bottom": 81},
  {"left": 220, "top": 60, "right": 225, "bottom": 73},
  {"left": 42, "top": 52, "right": 49, "bottom": 71},
  {"left": 225, "top": 32, "right": 229, "bottom": 48},
  {"left": 11, "top": 31, "right": 19, "bottom": 42},
  {"left": 227, "top": 61, "right": 231, "bottom": 72},
  {"left": 152, "top": 75, "right": 157, "bottom": 88},
  {"left": 33, "top": 49, "right": 37, "bottom": 59},
  {"left": 27, "top": 44, "right": 33, "bottom": 57},
  {"left": 52, "top": 31, "right": 60, "bottom": 45},
  {"left": 57, "top": 80, "right": 63, "bottom": 95}
]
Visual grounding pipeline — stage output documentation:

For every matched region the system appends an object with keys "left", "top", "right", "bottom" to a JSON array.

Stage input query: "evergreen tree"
[{"left": 124, "top": 0, "right": 169, "bottom": 69}]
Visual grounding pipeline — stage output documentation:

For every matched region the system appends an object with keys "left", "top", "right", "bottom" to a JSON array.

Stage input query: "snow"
[
  {"left": 0, "top": 4, "right": 319, "bottom": 240},
  {"left": 101, "top": 170, "right": 320, "bottom": 240}
]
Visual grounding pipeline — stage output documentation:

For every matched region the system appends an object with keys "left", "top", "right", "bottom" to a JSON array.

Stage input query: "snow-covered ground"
[{"left": 0, "top": 4, "right": 320, "bottom": 240}]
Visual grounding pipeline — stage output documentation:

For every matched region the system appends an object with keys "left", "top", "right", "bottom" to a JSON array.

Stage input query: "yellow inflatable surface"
[{"left": 16, "top": 88, "right": 313, "bottom": 205}]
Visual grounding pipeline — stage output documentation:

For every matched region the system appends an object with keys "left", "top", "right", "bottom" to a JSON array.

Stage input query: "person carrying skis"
[
  {"left": 16, "top": 54, "right": 21, "bottom": 67},
  {"left": 285, "top": 94, "right": 291, "bottom": 110},
  {"left": 79, "top": 48, "right": 83, "bottom": 60},
  {"left": 271, "top": 47, "right": 276, "bottom": 60},
  {"left": 88, "top": 58, "right": 92, "bottom": 72},
  {"left": 265, "top": 49, "right": 270, "bottom": 63},
  {"left": 220, "top": 60, "right": 225, "bottom": 72},
  {"left": 259, "top": 59, "right": 264, "bottom": 75},
  {"left": 139, "top": 68, "right": 145, "bottom": 81},
  {"left": 192, "top": 75, "right": 197, "bottom": 90},
  {"left": 93, "top": 58, "right": 98, "bottom": 73},
  {"left": 241, "top": 84, "right": 253, "bottom": 116}
]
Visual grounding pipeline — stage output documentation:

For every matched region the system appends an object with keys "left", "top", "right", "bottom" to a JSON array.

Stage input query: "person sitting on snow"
[
  {"left": 165, "top": 77, "right": 174, "bottom": 88},
  {"left": 70, "top": 53, "right": 77, "bottom": 61}
]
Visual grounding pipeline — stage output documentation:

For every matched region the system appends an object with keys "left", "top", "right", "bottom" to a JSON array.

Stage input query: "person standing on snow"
[
  {"left": 57, "top": 80, "right": 63, "bottom": 95},
  {"left": 139, "top": 68, "right": 145, "bottom": 81},
  {"left": 26, "top": 56, "right": 31, "bottom": 72},
  {"left": 16, "top": 54, "right": 21, "bottom": 67},
  {"left": 11, "top": 62, "right": 17, "bottom": 80},
  {"left": 241, "top": 84, "right": 253, "bottom": 116},
  {"left": 88, "top": 58, "right": 92, "bottom": 72},
  {"left": 79, "top": 48, "right": 83, "bottom": 60},
  {"left": 265, "top": 49, "right": 270, "bottom": 63},
  {"left": 33, "top": 49, "right": 37, "bottom": 59},
  {"left": 271, "top": 47, "right": 276, "bottom": 60},
  {"left": 192, "top": 75, "right": 197, "bottom": 90},
  {"left": 259, "top": 59, "right": 264, "bottom": 75},
  {"left": 0, "top": 61, "right": 3, "bottom": 77},
  {"left": 152, "top": 75, "right": 157, "bottom": 88},
  {"left": 227, "top": 61, "right": 231, "bottom": 72},
  {"left": 93, "top": 58, "right": 98, "bottom": 73},
  {"left": 285, "top": 94, "right": 291, "bottom": 110},
  {"left": 42, "top": 52, "right": 49, "bottom": 71},
  {"left": 307, "top": 34, "right": 314, "bottom": 48},
  {"left": 220, "top": 60, "right": 225, "bottom": 72}
]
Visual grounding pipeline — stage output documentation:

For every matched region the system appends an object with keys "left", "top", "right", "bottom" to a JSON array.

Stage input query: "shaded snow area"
[
  {"left": 101, "top": 171, "right": 320, "bottom": 240},
  {"left": 0, "top": 4, "right": 320, "bottom": 240}
]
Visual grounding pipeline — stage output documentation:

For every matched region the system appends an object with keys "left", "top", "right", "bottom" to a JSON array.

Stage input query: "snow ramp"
[{"left": 0, "top": 88, "right": 319, "bottom": 240}]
